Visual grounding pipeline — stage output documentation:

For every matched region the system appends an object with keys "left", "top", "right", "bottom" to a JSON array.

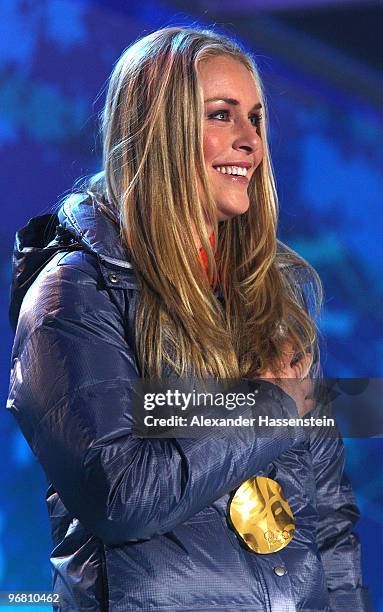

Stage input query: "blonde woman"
[{"left": 8, "top": 27, "right": 370, "bottom": 611}]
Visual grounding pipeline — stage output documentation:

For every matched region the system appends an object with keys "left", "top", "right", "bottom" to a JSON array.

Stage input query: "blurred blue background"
[{"left": 1, "top": 0, "right": 382, "bottom": 610}]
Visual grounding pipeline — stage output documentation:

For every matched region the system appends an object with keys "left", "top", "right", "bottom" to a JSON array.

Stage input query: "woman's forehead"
[{"left": 198, "top": 55, "right": 261, "bottom": 105}]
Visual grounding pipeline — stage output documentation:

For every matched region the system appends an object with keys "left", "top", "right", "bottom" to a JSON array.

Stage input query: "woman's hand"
[{"left": 258, "top": 346, "right": 314, "bottom": 417}]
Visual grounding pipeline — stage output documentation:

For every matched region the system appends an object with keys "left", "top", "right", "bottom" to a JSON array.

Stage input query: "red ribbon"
[{"left": 199, "top": 234, "right": 216, "bottom": 275}]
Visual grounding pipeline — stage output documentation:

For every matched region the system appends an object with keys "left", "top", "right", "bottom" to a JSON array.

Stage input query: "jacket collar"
[
  {"left": 57, "top": 193, "right": 141, "bottom": 292},
  {"left": 58, "top": 192, "right": 224, "bottom": 298},
  {"left": 58, "top": 193, "right": 135, "bottom": 270}
]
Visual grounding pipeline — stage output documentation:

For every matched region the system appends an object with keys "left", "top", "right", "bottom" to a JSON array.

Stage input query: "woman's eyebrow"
[{"left": 204, "top": 97, "right": 262, "bottom": 111}]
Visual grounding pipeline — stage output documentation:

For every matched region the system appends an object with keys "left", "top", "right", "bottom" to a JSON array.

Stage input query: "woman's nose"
[{"left": 232, "top": 120, "right": 261, "bottom": 153}]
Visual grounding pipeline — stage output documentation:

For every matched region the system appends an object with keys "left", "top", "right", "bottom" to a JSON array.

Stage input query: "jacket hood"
[{"left": 8, "top": 193, "right": 137, "bottom": 332}]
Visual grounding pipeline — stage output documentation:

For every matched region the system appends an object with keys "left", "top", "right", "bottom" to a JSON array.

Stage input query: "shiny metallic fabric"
[
  {"left": 7, "top": 194, "right": 372, "bottom": 611},
  {"left": 229, "top": 476, "right": 295, "bottom": 554}
]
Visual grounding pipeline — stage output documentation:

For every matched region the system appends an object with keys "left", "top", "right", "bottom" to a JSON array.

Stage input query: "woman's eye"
[
  {"left": 209, "top": 110, "right": 229, "bottom": 121},
  {"left": 208, "top": 110, "right": 263, "bottom": 127},
  {"left": 250, "top": 113, "right": 263, "bottom": 127}
]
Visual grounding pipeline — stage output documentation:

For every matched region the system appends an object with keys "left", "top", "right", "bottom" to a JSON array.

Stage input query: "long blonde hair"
[{"left": 87, "top": 26, "right": 322, "bottom": 379}]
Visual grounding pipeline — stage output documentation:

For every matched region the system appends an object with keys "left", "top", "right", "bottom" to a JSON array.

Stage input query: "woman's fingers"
[
  {"left": 257, "top": 352, "right": 314, "bottom": 417},
  {"left": 291, "top": 353, "right": 311, "bottom": 380}
]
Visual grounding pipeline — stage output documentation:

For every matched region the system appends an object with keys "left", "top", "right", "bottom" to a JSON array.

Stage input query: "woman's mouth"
[{"left": 213, "top": 165, "right": 249, "bottom": 184}]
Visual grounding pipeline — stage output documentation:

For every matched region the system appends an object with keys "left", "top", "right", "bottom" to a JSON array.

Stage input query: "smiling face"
[{"left": 198, "top": 55, "right": 264, "bottom": 228}]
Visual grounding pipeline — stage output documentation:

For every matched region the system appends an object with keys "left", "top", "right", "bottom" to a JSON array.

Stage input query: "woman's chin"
[{"left": 216, "top": 200, "right": 250, "bottom": 221}]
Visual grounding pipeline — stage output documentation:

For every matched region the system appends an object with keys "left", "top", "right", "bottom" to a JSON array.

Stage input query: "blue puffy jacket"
[{"left": 7, "top": 194, "right": 371, "bottom": 611}]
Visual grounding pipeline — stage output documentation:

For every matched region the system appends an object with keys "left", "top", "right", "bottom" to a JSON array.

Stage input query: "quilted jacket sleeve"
[
  {"left": 8, "top": 251, "right": 303, "bottom": 547},
  {"left": 310, "top": 427, "right": 372, "bottom": 611}
]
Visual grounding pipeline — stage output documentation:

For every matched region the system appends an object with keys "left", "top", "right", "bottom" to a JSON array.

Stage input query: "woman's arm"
[
  {"left": 8, "top": 250, "right": 304, "bottom": 547},
  {"left": 310, "top": 427, "right": 372, "bottom": 611}
]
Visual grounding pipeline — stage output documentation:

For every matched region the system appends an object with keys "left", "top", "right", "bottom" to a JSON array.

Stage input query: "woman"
[{"left": 8, "top": 26, "right": 371, "bottom": 611}]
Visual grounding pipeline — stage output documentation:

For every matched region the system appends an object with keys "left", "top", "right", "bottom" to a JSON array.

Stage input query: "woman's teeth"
[{"left": 215, "top": 166, "right": 248, "bottom": 176}]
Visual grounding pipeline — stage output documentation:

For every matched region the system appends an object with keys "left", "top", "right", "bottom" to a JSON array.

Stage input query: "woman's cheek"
[
  {"left": 255, "top": 140, "right": 264, "bottom": 167},
  {"left": 203, "top": 130, "right": 224, "bottom": 164}
]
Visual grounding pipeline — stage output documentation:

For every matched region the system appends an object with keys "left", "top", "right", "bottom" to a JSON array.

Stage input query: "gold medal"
[{"left": 228, "top": 476, "right": 295, "bottom": 554}]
